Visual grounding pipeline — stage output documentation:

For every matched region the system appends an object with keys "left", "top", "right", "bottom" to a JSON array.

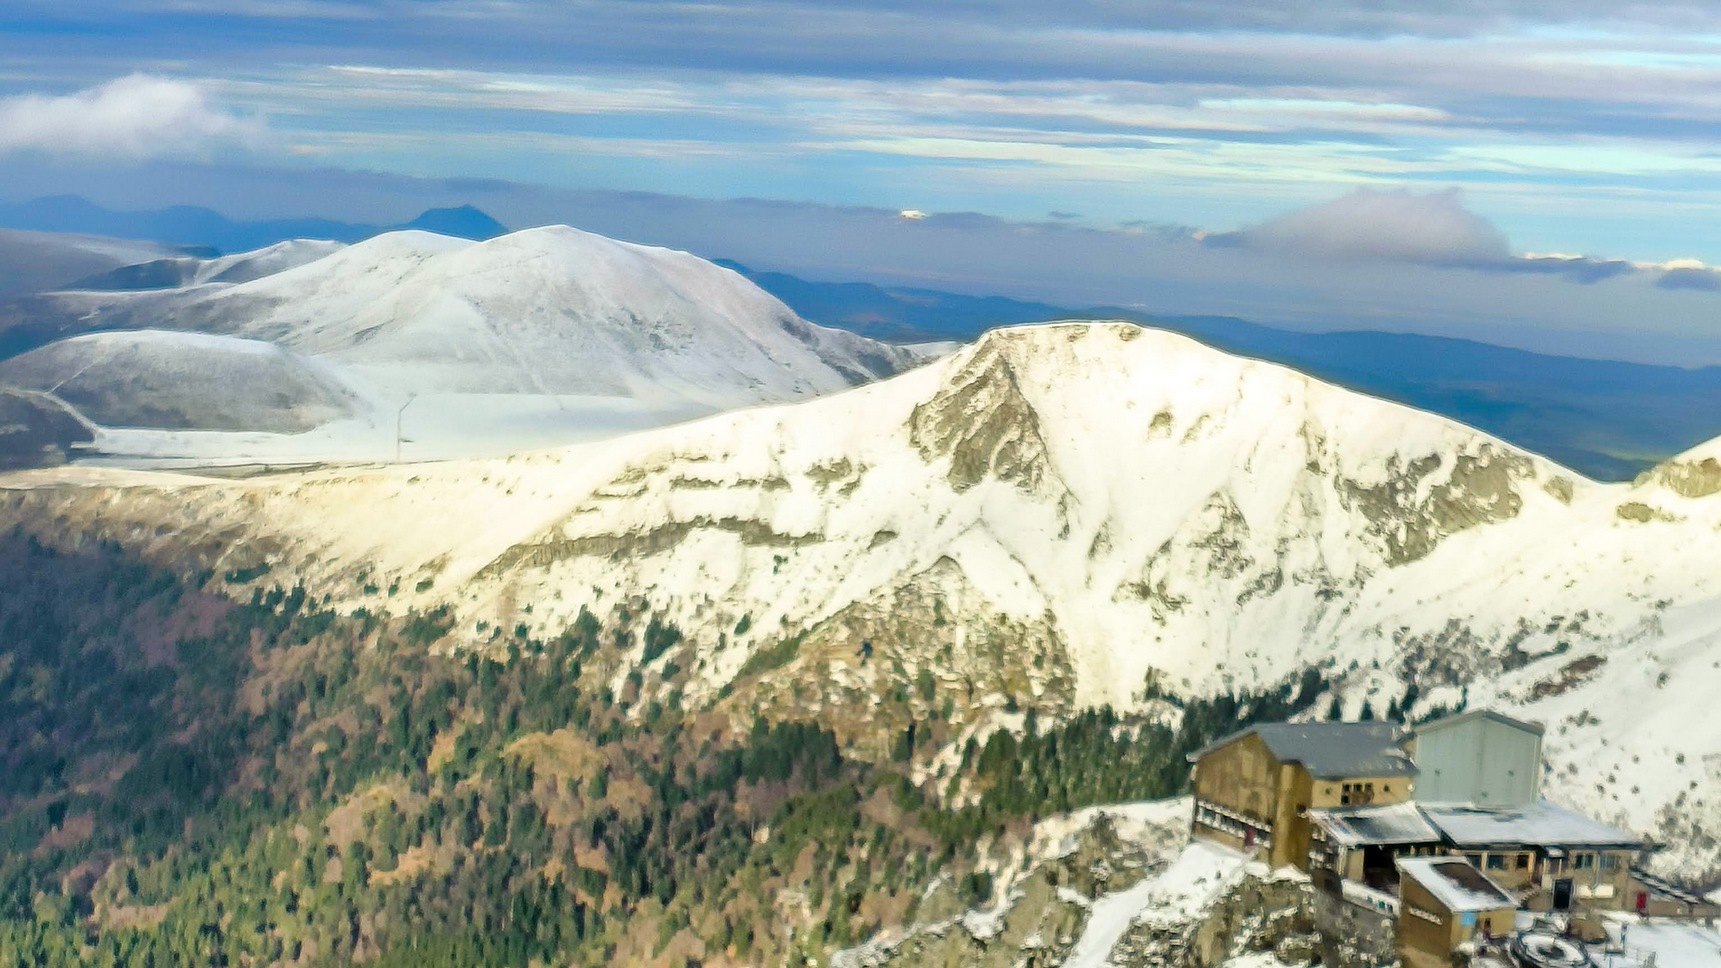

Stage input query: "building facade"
[
  {"left": 1189, "top": 721, "right": 1416, "bottom": 870},
  {"left": 1396, "top": 857, "right": 1517, "bottom": 968},
  {"left": 1407, "top": 709, "right": 1543, "bottom": 807}
]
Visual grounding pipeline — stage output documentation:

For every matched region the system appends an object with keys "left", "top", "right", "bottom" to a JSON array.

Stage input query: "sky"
[{"left": 4, "top": 1, "right": 1721, "bottom": 362}]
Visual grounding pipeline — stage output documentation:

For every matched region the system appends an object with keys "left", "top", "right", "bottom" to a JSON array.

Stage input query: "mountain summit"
[
  {"left": 402, "top": 204, "right": 508, "bottom": 240},
  {"left": 0, "top": 225, "right": 924, "bottom": 464}
]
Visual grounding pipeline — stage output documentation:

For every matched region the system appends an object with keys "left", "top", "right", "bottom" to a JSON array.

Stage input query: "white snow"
[
  {"left": 1034, "top": 798, "right": 1194, "bottom": 863},
  {"left": 23, "top": 226, "right": 925, "bottom": 463},
  {"left": 1603, "top": 915, "right": 1721, "bottom": 968},
  {"left": 1064, "top": 841, "right": 1253, "bottom": 968},
  {"left": 1397, "top": 857, "right": 1514, "bottom": 912},
  {"left": 1419, "top": 801, "right": 1641, "bottom": 848}
]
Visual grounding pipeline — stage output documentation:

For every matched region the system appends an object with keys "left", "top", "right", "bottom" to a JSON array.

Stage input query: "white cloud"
[
  {"left": 0, "top": 75, "right": 261, "bottom": 159},
  {"left": 1236, "top": 187, "right": 1512, "bottom": 264}
]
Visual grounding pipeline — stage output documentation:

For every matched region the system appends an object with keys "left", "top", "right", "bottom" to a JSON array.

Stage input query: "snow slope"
[
  {"left": 0, "top": 330, "right": 359, "bottom": 433},
  {"left": 1065, "top": 841, "right": 1253, "bottom": 968},
  {"left": 7, "top": 320, "right": 1721, "bottom": 876},
  {"left": 2, "top": 226, "right": 922, "bottom": 462}
]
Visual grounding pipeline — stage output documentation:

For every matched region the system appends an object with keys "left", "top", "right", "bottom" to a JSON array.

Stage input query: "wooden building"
[
  {"left": 1396, "top": 857, "right": 1517, "bottom": 968},
  {"left": 1188, "top": 721, "right": 1416, "bottom": 870}
]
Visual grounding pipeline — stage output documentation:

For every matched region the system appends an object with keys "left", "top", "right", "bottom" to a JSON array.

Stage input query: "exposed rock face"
[
  {"left": 1643, "top": 454, "right": 1721, "bottom": 498},
  {"left": 718, "top": 558, "right": 1075, "bottom": 759},
  {"left": 909, "top": 336, "right": 1055, "bottom": 496},
  {"left": 1337, "top": 447, "right": 1536, "bottom": 565}
]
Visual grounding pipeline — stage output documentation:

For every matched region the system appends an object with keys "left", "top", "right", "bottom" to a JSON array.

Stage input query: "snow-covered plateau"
[
  {"left": 6, "top": 321, "right": 1721, "bottom": 878},
  {"left": 0, "top": 226, "right": 922, "bottom": 462}
]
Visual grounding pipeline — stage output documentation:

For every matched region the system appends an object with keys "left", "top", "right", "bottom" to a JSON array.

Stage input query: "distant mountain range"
[
  {"left": 0, "top": 196, "right": 507, "bottom": 253},
  {"left": 0, "top": 196, "right": 1716, "bottom": 481},
  {"left": 720, "top": 261, "right": 1721, "bottom": 481},
  {"left": 0, "top": 226, "right": 921, "bottom": 467}
]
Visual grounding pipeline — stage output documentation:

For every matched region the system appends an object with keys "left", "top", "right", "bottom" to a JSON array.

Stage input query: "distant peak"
[{"left": 400, "top": 205, "right": 508, "bottom": 241}]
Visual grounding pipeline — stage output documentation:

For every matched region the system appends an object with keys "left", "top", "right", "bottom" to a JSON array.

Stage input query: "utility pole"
[{"left": 395, "top": 394, "right": 417, "bottom": 463}]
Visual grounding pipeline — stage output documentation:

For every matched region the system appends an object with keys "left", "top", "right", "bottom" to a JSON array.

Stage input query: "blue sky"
[{"left": 5, "top": 1, "right": 1721, "bottom": 360}]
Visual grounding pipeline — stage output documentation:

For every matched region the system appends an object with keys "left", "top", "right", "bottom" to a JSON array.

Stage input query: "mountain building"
[
  {"left": 1188, "top": 721, "right": 1417, "bottom": 869},
  {"left": 1191, "top": 711, "right": 1643, "bottom": 904},
  {"left": 1396, "top": 857, "right": 1518, "bottom": 968},
  {"left": 1188, "top": 708, "right": 1717, "bottom": 966}
]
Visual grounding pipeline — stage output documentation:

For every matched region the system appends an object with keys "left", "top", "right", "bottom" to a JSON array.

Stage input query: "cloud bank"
[
  {"left": 1230, "top": 189, "right": 1512, "bottom": 265},
  {"left": 0, "top": 75, "right": 260, "bottom": 159}
]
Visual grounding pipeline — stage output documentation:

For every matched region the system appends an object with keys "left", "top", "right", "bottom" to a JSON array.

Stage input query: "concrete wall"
[{"left": 1412, "top": 715, "right": 1541, "bottom": 806}]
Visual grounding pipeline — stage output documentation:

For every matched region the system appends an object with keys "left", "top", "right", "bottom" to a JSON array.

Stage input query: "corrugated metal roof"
[
  {"left": 1311, "top": 802, "right": 1442, "bottom": 846},
  {"left": 1421, "top": 800, "right": 1643, "bottom": 848},
  {"left": 1192, "top": 721, "right": 1417, "bottom": 779}
]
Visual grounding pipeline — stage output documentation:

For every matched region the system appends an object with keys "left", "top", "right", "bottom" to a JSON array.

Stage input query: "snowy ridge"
[
  {"left": 7, "top": 321, "right": 1721, "bottom": 876},
  {"left": 64, "top": 239, "right": 347, "bottom": 290}
]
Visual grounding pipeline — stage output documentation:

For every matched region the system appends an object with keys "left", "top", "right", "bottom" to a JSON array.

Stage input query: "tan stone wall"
[
  {"left": 1308, "top": 774, "right": 1413, "bottom": 809},
  {"left": 1398, "top": 876, "right": 1455, "bottom": 968},
  {"left": 1399, "top": 872, "right": 1516, "bottom": 968},
  {"left": 1271, "top": 764, "right": 1314, "bottom": 869},
  {"left": 1462, "top": 849, "right": 1536, "bottom": 891},
  {"left": 1192, "top": 734, "right": 1280, "bottom": 822}
]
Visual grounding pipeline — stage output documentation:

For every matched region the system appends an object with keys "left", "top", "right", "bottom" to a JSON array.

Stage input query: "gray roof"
[
  {"left": 1398, "top": 857, "right": 1517, "bottom": 912},
  {"left": 1192, "top": 721, "right": 1417, "bottom": 779},
  {"left": 1420, "top": 800, "right": 1644, "bottom": 849},
  {"left": 1311, "top": 802, "right": 1442, "bottom": 847},
  {"left": 1414, "top": 708, "right": 1545, "bottom": 737}
]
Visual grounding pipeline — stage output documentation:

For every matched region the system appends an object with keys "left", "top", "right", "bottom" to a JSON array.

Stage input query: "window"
[
  {"left": 1599, "top": 854, "right": 1618, "bottom": 871},
  {"left": 1487, "top": 854, "right": 1507, "bottom": 870},
  {"left": 1516, "top": 854, "right": 1530, "bottom": 870},
  {"left": 1465, "top": 854, "right": 1483, "bottom": 867},
  {"left": 1573, "top": 853, "right": 1595, "bottom": 870}
]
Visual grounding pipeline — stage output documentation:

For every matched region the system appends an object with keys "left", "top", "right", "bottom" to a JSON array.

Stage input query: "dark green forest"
[{"left": 0, "top": 531, "right": 1328, "bottom": 966}]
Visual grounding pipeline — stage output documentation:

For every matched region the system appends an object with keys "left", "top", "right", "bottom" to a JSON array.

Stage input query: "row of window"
[
  {"left": 1459, "top": 850, "right": 1617, "bottom": 872},
  {"left": 1332, "top": 780, "right": 1397, "bottom": 806}
]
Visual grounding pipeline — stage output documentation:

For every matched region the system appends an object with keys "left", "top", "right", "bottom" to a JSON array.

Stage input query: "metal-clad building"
[{"left": 1407, "top": 710, "right": 1543, "bottom": 807}]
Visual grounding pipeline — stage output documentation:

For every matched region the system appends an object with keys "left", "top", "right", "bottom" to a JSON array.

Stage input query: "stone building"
[
  {"left": 1396, "top": 857, "right": 1517, "bottom": 968},
  {"left": 1419, "top": 800, "right": 1642, "bottom": 911},
  {"left": 1188, "top": 721, "right": 1417, "bottom": 870}
]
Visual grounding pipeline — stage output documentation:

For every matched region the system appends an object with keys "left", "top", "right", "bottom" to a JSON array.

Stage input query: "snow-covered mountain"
[
  {"left": 6, "top": 321, "right": 1720, "bottom": 876},
  {"left": 0, "top": 226, "right": 922, "bottom": 463},
  {"left": 68, "top": 239, "right": 345, "bottom": 290},
  {"left": 0, "top": 330, "right": 360, "bottom": 433}
]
